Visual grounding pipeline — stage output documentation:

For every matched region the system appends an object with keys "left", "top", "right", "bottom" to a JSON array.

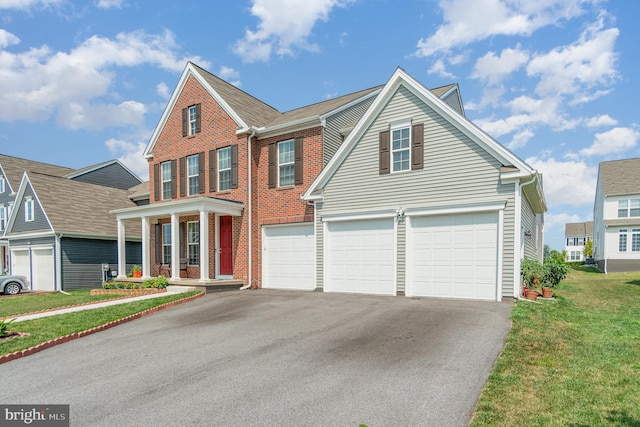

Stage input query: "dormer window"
[{"left": 182, "top": 104, "right": 201, "bottom": 137}]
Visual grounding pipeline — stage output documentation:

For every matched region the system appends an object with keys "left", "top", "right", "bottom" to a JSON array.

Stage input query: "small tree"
[{"left": 583, "top": 239, "right": 593, "bottom": 258}]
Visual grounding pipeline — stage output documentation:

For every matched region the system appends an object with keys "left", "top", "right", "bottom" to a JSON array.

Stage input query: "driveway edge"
[{"left": 0, "top": 291, "right": 205, "bottom": 365}]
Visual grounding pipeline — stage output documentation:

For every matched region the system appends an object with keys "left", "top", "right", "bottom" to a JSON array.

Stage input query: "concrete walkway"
[{"left": 8, "top": 287, "right": 195, "bottom": 323}]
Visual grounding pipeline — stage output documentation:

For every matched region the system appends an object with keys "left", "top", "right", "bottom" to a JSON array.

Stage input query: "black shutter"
[
  {"left": 195, "top": 103, "right": 201, "bottom": 134},
  {"left": 182, "top": 108, "right": 188, "bottom": 137},
  {"left": 154, "top": 224, "right": 161, "bottom": 264},
  {"left": 153, "top": 163, "right": 160, "bottom": 201},
  {"left": 179, "top": 222, "right": 186, "bottom": 258},
  {"left": 179, "top": 157, "right": 186, "bottom": 197},
  {"left": 170, "top": 159, "right": 177, "bottom": 199},
  {"left": 294, "top": 137, "right": 303, "bottom": 185},
  {"left": 209, "top": 150, "right": 216, "bottom": 192},
  {"left": 411, "top": 123, "right": 424, "bottom": 170},
  {"left": 268, "top": 143, "right": 276, "bottom": 188},
  {"left": 198, "top": 152, "right": 205, "bottom": 194},
  {"left": 231, "top": 144, "right": 239, "bottom": 189},
  {"left": 379, "top": 130, "right": 390, "bottom": 174}
]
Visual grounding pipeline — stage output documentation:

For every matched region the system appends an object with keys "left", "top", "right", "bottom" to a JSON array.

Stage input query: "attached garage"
[
  {"left": 262, "top": 223, "right": 315, "bottom": 290},
  {"left": 11, "top": 249, "right": 31, "bottom": 287},
  {"left": 324, "top": 217, "right": 395, "bottom": 295},
  {"left": 10, "top": 246, "right": 56, "bottom": 291},
  {"left": 406, "top": 211, "right": 499, "bottom": 300}
]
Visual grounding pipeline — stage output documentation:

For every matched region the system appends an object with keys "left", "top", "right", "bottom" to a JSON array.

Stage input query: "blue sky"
[{"left": 1, "top": 0, "right": 638, "bottom": 251}]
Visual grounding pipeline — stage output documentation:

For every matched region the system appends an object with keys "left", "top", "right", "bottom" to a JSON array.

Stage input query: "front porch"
[{"left": 116, "top": 276, "right": 245, "bottom": 293}]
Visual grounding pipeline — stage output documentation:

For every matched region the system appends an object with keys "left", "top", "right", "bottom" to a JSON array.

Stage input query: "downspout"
[
  {"left": 515, "top": 172, "right": 538, "bottom": 297},
  {"left": 240, "top": 129, "right": 256, "bottom": 290}
]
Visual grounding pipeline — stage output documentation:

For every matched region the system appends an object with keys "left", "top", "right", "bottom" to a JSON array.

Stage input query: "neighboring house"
[
  {"left": 564, "top": 221, "right": 593, "bottom": 262},
  {"left": 113, "top": 63, "right": 546, "bottom": 301},
  {"left": 0, "top": 154, "right": 144, "bottom": 290},
  {"left": 593, "top": 158, "right": 640, "bottom": 273}
]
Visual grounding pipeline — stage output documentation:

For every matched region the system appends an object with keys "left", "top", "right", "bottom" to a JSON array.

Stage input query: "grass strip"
[
  {"left": 471, "top": 267, "right": 640, "bottom": 426},
  {"left": 0, "top": 290, "right": 138, "bottom": 317},
  {"left": 0, "top": 291, "right": 202, "bottom": 359}
]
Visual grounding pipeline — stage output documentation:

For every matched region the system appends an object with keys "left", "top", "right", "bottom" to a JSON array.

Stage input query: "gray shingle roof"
[
  {"left": 0, "top": 154, "right": 74, "bottom": 190},
  {"left": 26, "top": 172, "right": 141, "bottom": 238},
  {"left": 599, "top": 157, "right": 640, "bottom": 196},
  {"left": 565, "top": 221, "right": 593, "bottom": 237}
]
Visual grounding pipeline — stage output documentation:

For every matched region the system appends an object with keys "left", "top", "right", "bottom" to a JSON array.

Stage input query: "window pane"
[
  {"left": 393, "top": 150, "right": 410, "bottom": 172},
  {"left": 189, "top": 106, "right": 197, "bottom": 135},
  {"left": 162, "top": 224, "right": 171, "bottom": 264},
  {"left": 619, "top": 230, "right": 627, "bottom": 252},
  {"left": 632, "top": 230, "right": 640, "bottom": 252},
  {"left": 187, "top": 222, "right": 200, "bottom": 265},
  {"left": 618, "top": 199, "right": 629, "bottom": 218},
  {"left": 218, "top": 147, "right": 231, "bottom": 191},
  {"left": 278, "top": 140, "right": 295, "bottom": 186},
  {"left": 161, "top": 162, "right": 172, "bottom": 199},
  {"left": 188, "top": 156, "right": 199, "bottom": 195},
  {"left": 278, "top": 140, "right": 294, "bottom": 164},
  {"left": 630, "top": 199, "right": 640, "bottom": 217},
  {"left": 279, "top": 164, "right": 295, "bottom": 187},
  {"left": 219, "top": 169, "right": 231, "bottom": 191}
]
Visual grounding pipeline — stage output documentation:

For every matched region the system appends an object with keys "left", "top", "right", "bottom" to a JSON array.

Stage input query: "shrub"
[
  {"left": 141, "top": 275, "right": 168, "bottom": 289},
  {"left": 521, "top": 258, "right": 545, "bottom": 291},
  {"left": 543, "top": 258, "right": 569, "bottom": 288}
]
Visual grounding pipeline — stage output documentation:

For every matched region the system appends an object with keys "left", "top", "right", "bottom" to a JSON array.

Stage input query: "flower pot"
[
  {"left": 526, "top": 290, "right": 539, "bottom": 301},
  {"left": 541, "top": 287, "right": 553, "bottom": 298},
  {"left": 132, "top": 271, "right": 142, "bottom": 278}
]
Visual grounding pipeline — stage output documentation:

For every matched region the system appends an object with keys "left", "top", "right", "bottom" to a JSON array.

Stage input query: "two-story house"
[
  {"left": 564, "top": 221, "right": 593, "bottom": 262},
  {"left": 593, "top": 158, "right": 640, "bottom": 273},
  {"left": 113, "top": 63, "right": 546, "bottom": 301},
  {"left": 0, "top": 154, "right": 144, "bottom": 290}
]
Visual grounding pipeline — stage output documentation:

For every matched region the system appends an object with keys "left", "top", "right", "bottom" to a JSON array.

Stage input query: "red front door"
[{"left": 219, "top": 216, "right": 233, "bottom": 276}]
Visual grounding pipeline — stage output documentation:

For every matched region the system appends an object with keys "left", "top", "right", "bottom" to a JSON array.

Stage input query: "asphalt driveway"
[{"left": 0, "top": 290, "right": 512, "bottom": 426}]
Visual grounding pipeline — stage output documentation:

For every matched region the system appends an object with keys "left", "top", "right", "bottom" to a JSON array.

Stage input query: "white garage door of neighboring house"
[
  {"left": 324, "top": 218, "right": 395, "bottom": 296},
  {"left": 32, "top": 248, "right": 55, "bottom": 291},
  {"left": 11, "top": 249, "right": 31, "bottom": 289},
  {"left": 262, "top": 224, "right": 315, "bottom": 290},
  {"left": 406, "top": 212, "right": 499, "bottom": 300}
]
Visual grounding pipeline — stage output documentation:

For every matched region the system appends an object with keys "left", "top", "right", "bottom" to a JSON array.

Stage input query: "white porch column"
[
  {"left": 171, "top": 213, "right": 180, "bottom": 280},
  {"left": 117, "top": 219, "right": 127, "bottom": 279},
  {"left": 199, "top": 210, "right": 210, "bottom": 281},
  {"left": 141, "top": 216, "right": 151, "bottom": 279}
]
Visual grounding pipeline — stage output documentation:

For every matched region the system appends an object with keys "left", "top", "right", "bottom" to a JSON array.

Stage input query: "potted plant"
[
  {"left": 130, "top": 265, "right": 142, "bottom": 278},
  {"left": 541, "top": 258, "right": 569, "bottom": 299},
  {"left": 521, "top": 258, "right": 544, "bottom": 300}
]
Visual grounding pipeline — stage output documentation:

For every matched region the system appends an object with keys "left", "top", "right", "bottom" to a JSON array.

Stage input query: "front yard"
[{"left": 472, "top": 266, "right": 640, "bottom": 426}]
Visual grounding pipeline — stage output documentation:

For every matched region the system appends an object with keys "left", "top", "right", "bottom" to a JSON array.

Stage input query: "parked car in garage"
[{"left": 0, "top": 275, "right": 29, "bottom": 295}]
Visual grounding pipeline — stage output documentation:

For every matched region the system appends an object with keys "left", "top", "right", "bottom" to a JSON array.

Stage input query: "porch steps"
[{"left": 167, "top": 279, "right": 245, "bottom": 294}]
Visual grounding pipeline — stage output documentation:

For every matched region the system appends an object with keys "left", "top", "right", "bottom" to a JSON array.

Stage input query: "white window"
[
  {"left": 25, "top": 198, "right": 34, "bottom": 222},
  {"left": 188, "top": 105, "right": 197, "bottom": 136},
  {"left": 187, "top": 155, "right": 199, "bottom": 195},
  {"left": 0, "top": 176, "right": 4, "bottom": 193},
  {"left": 162, "top": 223, "right": 171, "bottom": 265},
  {"left": 218, "top": 147, "right": 231, "bottom": 191},
  {"left": 618, "top": 199, "right": 640, "bottom": 218},
  {"left": 161, "top": 162, "right": 172, "bottom": 200},
  {"left": 619, "top": 229, "right": 628, "bottom": 252},
  {"left": 569, "top": 251, "right": 581, "bottom": 261},
  {"left": 278, "top": 139, "right": 295, "bottom": 187},
  {"left": 632, "top": 229, "right": 640, "bottom": 252},
  {"left": 631, "top": 199, "right": 640, "bottom": 217},
  {"left": 618, "top": 200, "right": 628, "bottom": 218},
  {"left": 187, "top": 221, "right": 200, "bottom": 266},
  {"left": 0, "top": 205, "right": 5, "bottom": 231},
  {"left": 391, "top": 124, "right": 410, "bottom": 172}
]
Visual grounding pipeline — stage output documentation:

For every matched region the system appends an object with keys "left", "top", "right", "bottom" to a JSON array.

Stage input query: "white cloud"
[
  {"left": 105, "top": 138, "right": 148, "bottom": 180},
  {"left": 0, "top": 30, "right": 208, "bottom": 129},
  {"left": 218, "top": 66, "right": 241, "bottom": 87},
  {"left": 585, "top": 114, "right": 617, "bottom": 128},
  {"left": 95, "top": 0, "right": 125, "bottom": 9},
  {"left": 579, "top": 127, "right": 640, "bottom": 157},
  {"left": 156, "top": 82, "right": 170, "bottom": 100},
  {"left": 232, "top": 0, "right": 355, "bottom": 62},
  {"left": 506, "top": 129, "right": 534, "bottom": 150},
  {"left": 527, "top": 17, "right": 619, "bottom": 101},
  {"left": 0, "top": 0, "right": 62, "bottom": 9},
  {"left": 545, "top": 212, "right": 585, "bottom": 230},
  {"left": 427, "top": 59, "right": 455, "bottom": 79},
  {"left": 472, "top": 46, "right": 529, "bottom": 85},
  {"left": 415, "top": 0, "right": 589, "bottom": 57},
  {"left": 526, "top": 154, "right": 597, "bottom": 207},
  {"left": 0, "top": 30, "right": 20, "bottom": 48}
]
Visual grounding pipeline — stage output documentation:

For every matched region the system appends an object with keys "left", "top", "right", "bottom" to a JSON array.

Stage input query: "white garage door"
[
  {"left": 262, "top": 224, "right": 315, "bottom": 290},
  {"left": 407, "top": 212, "right": 498, "bottom": 300},
  {"left": 11, "top": 249, "right": 31, "bottom": 288},
  {"left": 32, "top": 248, "right": 55, "bottom": 291},
  {"left": 325, "top": 218, "right": 395, "bottom": 295}
]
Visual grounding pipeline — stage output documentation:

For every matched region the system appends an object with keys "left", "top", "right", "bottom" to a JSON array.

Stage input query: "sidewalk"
[{"left": 8, "top": 288, "right": 194, "bottom": 323}]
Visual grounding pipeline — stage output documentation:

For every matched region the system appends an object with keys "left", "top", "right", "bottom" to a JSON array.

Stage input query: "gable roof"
[
  {"left": 565, "top": 221, "right": 593, "bottom": 237},
  {"left": 0, "top": 153, "right": 74, "bottom": 190},
  {"left": 303, "top": 67, "right": 544, "bottom": 209},
  {"left": 65, "top": 159, "right": 142, "bottom": 183},
  {"left": 598, "top": 157, "right": 640, "bottom": 196},
  {"left": 6, "top": 172, "right": 141, "bottom": 239}
]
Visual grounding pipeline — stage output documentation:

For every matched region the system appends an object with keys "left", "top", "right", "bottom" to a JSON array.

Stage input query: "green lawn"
[
  {"left": 0, "top": 291, "right": 201, "bottom": 357},
  {"left": 0, "top": 290, "right": 134, "bottom": 317},
  {"left": 471, "top": 266, "right": 640, "bottom": 426}
]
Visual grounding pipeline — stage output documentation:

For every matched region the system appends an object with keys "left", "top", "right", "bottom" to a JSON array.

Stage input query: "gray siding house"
[
  {"left": 303, "top": 68, "right": 546, "bottom": 301},
  {"left": 0, "top": 155, "right": 144, "bottom": 290}
]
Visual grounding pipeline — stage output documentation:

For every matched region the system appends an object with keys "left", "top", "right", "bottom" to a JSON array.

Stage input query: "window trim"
[
  {"left": 218, "top": 146, "right": 232, "bottom": 192},
  {"left": 162, "top": 223, "right": 172, "bottom": 265},
  {"left": 278, "top": 139, "right": 295, "bottom": 187},
  {"left": 188, "top": 105, "right": 197, "bottom": 136},
  {"left": 618, "top": 198, "right": 640, "bottom": 218},
  {"left": 187, "top": 221, "right": 200, "bottom": 266},
  {"left": 390, "top": 121, "right": 411, "bottom": 173},
  {"left": 161, "top": 161, "right": 172, "bottom": 200},
  {"left": 632, "top": 229, "right": 640, "bottom": 252},
  {"left": 187, "top": 154, "right": 199, "bottom": 196},
  {"left": 24, "top": 197, "right": 34, "bottom": 222},
  {"left": 0, "top": 205, "right": 5, "bottom": 231},
  {"left": 619, "top": 229, "right": 628, "bottom": 252},
  {"left": 0, "top": 176, "right": 4, "bottom": 194}
]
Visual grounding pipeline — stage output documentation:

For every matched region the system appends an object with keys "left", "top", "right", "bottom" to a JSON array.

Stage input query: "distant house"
[
  {"left": 113, "top": 64, "right": 546, "bottom": 301},
  {"left": 593, "top": 158, "right": 640, "bottom": 273},
  {"left": 0, "top": 154, "right": 146, "bottom": 290},
  {"left": 564, "top": 221, "right": 593, "bottom": 262}
]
